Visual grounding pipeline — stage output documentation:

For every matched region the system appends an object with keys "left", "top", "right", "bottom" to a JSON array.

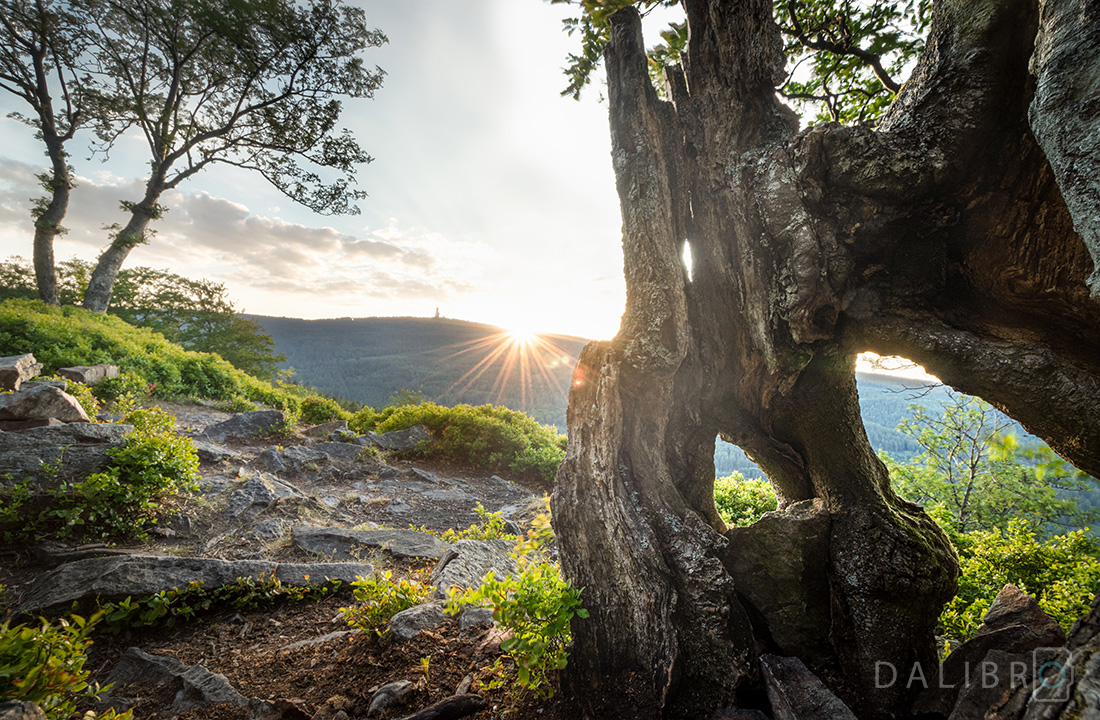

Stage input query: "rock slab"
[
  {"left": 201, "top": 410, "right": 284, "bottom": 442},
  {"left": 56, "top": 364, "right": 118, "bottom": 385},
  {"left": 0, "top": 423, "right": 131, "bottom": 486},
  {"left": 760, "top": 654, "right": 859, "bottom": 720},
  {"left": 430, "top": 539, "right": 516, "bottom": 601},
  {"left": 0, "top": 354, "right": 42, "bottom": 391},
  {"left": 293, "top": 525, "right": 448, "bottom": 561},
  {"left": 0, "top": 384, "right": 89, "bottom": 423},
  {"left": 104, "top": 647, "right": 247, "bottom": 714},
  {"left": 19, "top": 555, "right": 373, "bottom": 615}
]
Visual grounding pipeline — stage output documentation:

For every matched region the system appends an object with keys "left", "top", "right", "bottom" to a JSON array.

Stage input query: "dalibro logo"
[{"left": 1032, "top": 649, "right": 1075, "bottom": 703}]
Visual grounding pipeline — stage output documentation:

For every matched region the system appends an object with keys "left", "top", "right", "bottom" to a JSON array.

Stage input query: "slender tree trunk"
[
  {"left": 553, "top": 0, "right": 1100, "bottom": 717},
  {"left": 32, "top": 128, "right": 72, "bottom": 306},
  {"left": 83, "top": 187, "right": 163, "bottom": 313}
]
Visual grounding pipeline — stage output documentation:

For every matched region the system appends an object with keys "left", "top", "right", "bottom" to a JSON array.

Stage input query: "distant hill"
[
  {"left": 254, "top": 315, "right": 1030, "bottom": 479},
  {"left": 253, "top": 315, "right": 588, "bottom": 430}
]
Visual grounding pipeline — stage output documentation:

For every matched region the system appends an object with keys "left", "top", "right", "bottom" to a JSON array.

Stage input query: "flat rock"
[
  {"left": 56, "top": 364, "right": 118, "bottom": 385},
  {"left": 0, "top": 418, "right": 64, "bottom": 431},
  {"left": 0, "top": 423, "right": 131, "bottom": 486},
  {"left": 0, "top": 384, "right": 89, "bottom": 423},
  {"left": 363, "top": 424, "right": 429, "bottom": 451},
  {"left": 293, "top": 525, "right": 448, "bottom": 561},
  {"left": 421, "top": 487, "right": 472, "bottom": 502},
  {"left": 388, "top": 602, "right": 447, "bottom": 640},
  {"left": 18, "top": 555, "right": 373, "bottom": 615},
  {"left": 103, "top": 647, "right": 246, "bottom": 714},
  {"left": 226, "top": 473, "right": 304, "bottom": 519},
  {"left": 385, "top": 498, "right": 412, "bottom": 514},
  {"left": 191, "top": 437, "right": 241, "bottom": 463},
  {"left": 201, "top": 410, "right": 284, "bottom": 442},
  {"left": 760, "top": 654, "right": 859, "bottom": 720},
  {"left": 430, "top": 539, "right": 516, "bottom": 601},
  {"left": 249, "top": 518, "right": 288, "bottom": 540},
  {"left": 305, "top": 420, "right": 349, "bottom": 438},
  {"left": 0, "top": 354, "right": 42, "bottom": 391}
]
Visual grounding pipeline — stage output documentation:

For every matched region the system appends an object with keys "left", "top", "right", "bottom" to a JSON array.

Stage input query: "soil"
[{"left": 0, "top": 401, "right": 573, "bottom": 720}]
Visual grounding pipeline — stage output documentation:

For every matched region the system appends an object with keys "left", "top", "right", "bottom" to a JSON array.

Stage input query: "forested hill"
[
  {"left": 253, "top": 315, "right": 588, "bottom": 430},
  {"left": 253, "top": 314, "right": 999, "bottom": 478}
]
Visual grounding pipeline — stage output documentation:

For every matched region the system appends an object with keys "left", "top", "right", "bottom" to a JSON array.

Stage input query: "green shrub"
[
  {"left": 713, "top": 473, "right": 778, "bottom": 527},
  {"left": 939, "top": 520, "right": 1100, "bottom": 640},
  {"left": 92, "top": 371, "right": 150, "bottom": 405},
  {"left": 341, "top": 570, "right": 432, "bottom": 636},
  {"left": 214, "top": 394, "right": 258, "bottom": 413},
  {"left": 0, "top": 407, "right": 199, "bottom": 541},
  {"left": 413, "top": 503, "right": 517, "bottom": 543},
  {"left": 0, "top": 613, "right": 131, "bottom": 720},
  {"left": 359, "top": 401, "right": 566, "bottom": 483},
  {"left": 299, "top": 395, "right": 350, "bottom": 425},
  {"left": 0, "top": 298, "right": 297, "bottom": 409}
]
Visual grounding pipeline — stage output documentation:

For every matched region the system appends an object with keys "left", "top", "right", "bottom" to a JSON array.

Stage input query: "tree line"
[{"left": 0, "top": 0, "right": 385, "bottom": 312}]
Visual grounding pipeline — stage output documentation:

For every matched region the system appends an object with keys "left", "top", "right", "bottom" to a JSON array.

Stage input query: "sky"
[{"left": 0, "top": 0, "right": 665, "bottom": 339}]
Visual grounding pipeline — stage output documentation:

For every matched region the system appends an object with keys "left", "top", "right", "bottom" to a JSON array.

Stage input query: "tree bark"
[
  {"left": 32, "top": 129, "right": 67, "bottom": 306},
  {"left": 82, "top": 186, "right": 163, "bottom": 313},
  {"left": 553, "top": 0, "right": 1100, "bottom": 717}
]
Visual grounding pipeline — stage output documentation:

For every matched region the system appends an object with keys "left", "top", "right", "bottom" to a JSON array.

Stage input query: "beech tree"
[
  {"left": 547, "top": 0, "right": 1100, "bottom": 718},
  {"left": 0, "top": 0, "right": 88, "bottom": 306},
  {"left": 79, "top": 0, "right": 386, "bottom": 312}
]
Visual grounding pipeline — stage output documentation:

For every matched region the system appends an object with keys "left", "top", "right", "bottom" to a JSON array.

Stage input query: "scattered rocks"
[
  {"left": 388, "top": 602, "right": 447, "bottom": 640},
  {"left": 260, "top": 442, "right": 364, "bottom": 473},
  {"left": 430, "top": 539, "right": 517, "bottom": 601},
  {"left": 292, "top": 525, "right": 448, "bottom": 561},
  {"left": 18, "top": 555, "right": 373, "bottom": 615},
  {"left": 0, "top": 422, "right": 132, "bottom": 486},
  {"left": 760, "top": 654, "right": 859, "bottom": 720},
  {"left": 226, "top": 473, "right": 305, "bottom": 519},
  {"left": 0, "top": 384, "right": 90, "bottom": 423},
  {"left": 201, "top": 410, "right": 284, "bottom": 442},
  {"left": 0, "top": 353, "right": 42, "bottom": 391},
  {"left": 102, "top": 647, "right": 247, "bottom": 715},
  {"left": 56, "top": 364, "right": 118, "bottom": 385},
  {"left": 362, "top": 424, "right": 429, "bottom": 451}
]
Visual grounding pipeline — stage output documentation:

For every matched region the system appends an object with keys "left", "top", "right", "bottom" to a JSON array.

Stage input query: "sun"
[{"left": 506, "top": 328, "right": 539, "bottom": 347}]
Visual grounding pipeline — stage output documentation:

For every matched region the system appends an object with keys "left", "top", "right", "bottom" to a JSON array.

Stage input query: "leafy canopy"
[{"left": 549, "top": 0, "right": 931, "bottom": 125}]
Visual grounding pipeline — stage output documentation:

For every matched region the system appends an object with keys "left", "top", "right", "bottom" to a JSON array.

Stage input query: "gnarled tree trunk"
[{"left": 552, "top": 0, "right": 1100, "bottom": 717}]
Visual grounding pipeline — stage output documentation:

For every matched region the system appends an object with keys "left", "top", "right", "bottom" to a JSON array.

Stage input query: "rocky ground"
[{"left": 0, "top": 401, "right": 568, "bottom": 720}]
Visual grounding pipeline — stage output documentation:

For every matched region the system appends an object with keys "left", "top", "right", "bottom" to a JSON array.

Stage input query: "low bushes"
[{"left": 713, "top": 473, "right": 778, "bottom": 527}]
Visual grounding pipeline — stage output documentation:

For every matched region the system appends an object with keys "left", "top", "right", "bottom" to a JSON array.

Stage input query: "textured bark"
[
  {"left": 82, "top": 189, "right": 162, "bottom": 313},
  {"left": 32, "top": 128, "right": 68, "bottom": 307},
  {"left": 552, "top": 0, "right": 1100, "bottom": 717}
]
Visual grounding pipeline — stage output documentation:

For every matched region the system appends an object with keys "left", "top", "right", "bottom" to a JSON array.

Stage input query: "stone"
[
  {"left": 760, "top": 654, "right": 859, "bottom": 720},
  {"left": 458, "top": 606, "right": 495, "bottom": 630},
  {"left": 56, "top": 364, "right": 118, "bottom": 385},
  {"left": 430, "top": 539, "right": 516, "bottom": 601},
  {"left": 0, "top": 354, "right": 42, "bottom": 391},
  {"left": 226, "top": 474, "right": 304, "bottom": 519},
  {"left": 378, "top": 465, "right": 401, "bottom": 479},
  {"left": 260, "top": 443, "right": 363, "bottom": 474},
  {"left": 103, "top": 647, "right": 247, "bottom": 714},
  {"left": 249, "top": 518, "right": 288, "bottom": 540},
  {"left": 387, "top": 602, "right": 447, "bottom": 640},
  {"left": 363, "top": 424, "right": 429, "bottom": 451},
  {"left": 305, "top": 419, "right": 349, "bottom": 437},
  {"left": 0, "top": 385, "right": 90, "bottom": 423},
  {"left": 0, "top": 423, "right": 131, "bottom": 486},
  {"left": 191, "top": 437, "right": 242, "bottom": 463},
  {"left": 385, "top": 498, "right": 412, "bottom": 514},
  {"left": 19, "top": 380, "right": 67, "bottom": 391},
  {"left": 411, "top": 467, "right": 440, "bottom": 484},
  {"left": 249, "top": 698, "right": 312, "bottom": 720},
  {"left": 18, "top": 555, "right": 373, "bottom": 615},
  {"left": 915, "top": 584, "right": 1068, "bottom": 716},
  {"left": 722, "top": 499, "right": 833, "bottom": 663},
  {"left": 292, "top": 525, "right": 448, "bottom": 561},
  {"left": 367, "top": 680, "right": 413, "bottom": 717},
  {"left": 0, "top": 701, "right": 47, "bottom": 720},
  {"left": 201, "top": 410, "right": 284, "bottom": 441},
  {"left": 321, "top": 495, "right": 341, "bottom": 508},
  {"left": 0, "top": 418, "right": 64, "bottom": 431}
]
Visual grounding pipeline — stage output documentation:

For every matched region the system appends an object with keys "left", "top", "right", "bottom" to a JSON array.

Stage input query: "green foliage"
[
  {"left": 886, "top": 391, "right": 1097, "bottom": 536},
  {"left": 445, "top": 515, "right": 585, "bottom": 699},
  {"left": 0, "top": 258, "right": 287, "bottom": 380},
  {"left": 0, "top": 298, "right": 300, "bottom": 410},
  {"left": 340, "top": 570, "right": 432, "bottom": 636},
  {"left": 358, "top": 401, "right": 566, "bottom": 483},
  {"left": 299, "top": 394, "right": 351, "bottom": 425},
  {"left": 99, "top": 573, "right": 344, "bottom": 634},
  {"left": 549, "top": 0, "right": 930, "bottom": 125},
  {"left": 413, "top": 503, "right": 517, "bottom": 544},
  {"left": 0, "top": 407, "right": 199, "bottom": 541},
  {"left": 939, "top": 521, "right": 1100, "bottom": 641},
  {"left": 92, "top": 370, "right": 150, "bottom": 406},
  {"left": 713, "top": 473, "right": 778, "bottom": 527},
  {"left": 214, "top": 395, "right": 258, "bottom": 414},
  {"left": 0, "top": 612, "right": 132, "bottom": 720}
]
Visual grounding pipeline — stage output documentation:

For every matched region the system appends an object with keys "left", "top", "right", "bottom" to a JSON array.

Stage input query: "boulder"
[
  {"left": 56, "top": 364, "right": 118, "bottom": 385},
  {"left": 387, "top": 602, "right": 447, "bottom": 640},
  {"left": 201, "top": 410, "right": 284, "bottom": 441},
  {"left": 19, "top": 380, "right": 67, "bottom": 391},
  {"left": 293, "top": 525, "right": 448, "bottom": 561},
  {"left": 225, "top": 473, "right": 304, "bottom": 519},
  {"left": 0, "top": 385, "right": 89, "bottom": 423},
  {"left": 305, "top": 419, "right": 349, "bottom": 438},
  {"left": 915, "top": 584, "right": 1067, "bottom": 716},
  {"left": 430, "top": 539, "right": 516, "bottom": 601},
  {"left": 458, "top": 606, "right": 495, "bottom": 630},
  {"left": 18, "top": 555, "right": 373, "bottom": 615},
  {"left": 0, "top": 418, "right": 64, "bottom": 431},
  {"left": 722, "top": 499, "right": 833, "bottom": 663},
  {"left": 760, "top": 654, "right": 859, "bottom": 720},
  {"left": 367, "top": 680, "right": 413, "bottom": 717},
  {"left": 191, "top": 437, "right": 241, "bottom": 463},
  {"left": 0, "top": 423, "right": 131, "bottom": 486},
  {"left": 362, "top": 424, "right": 429, "bottom": 451},
  {"left": 102, "top": 647, "right": 247, "bottom": 714},
  {"left": 0, "top": 354, "right": 42, "bottom": 391},
  {"left": 261, "top": 442, "right": 363, "bottom": 473},
  {"left": 0, "top": 702, "right": 47, "bottom": 720}
]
